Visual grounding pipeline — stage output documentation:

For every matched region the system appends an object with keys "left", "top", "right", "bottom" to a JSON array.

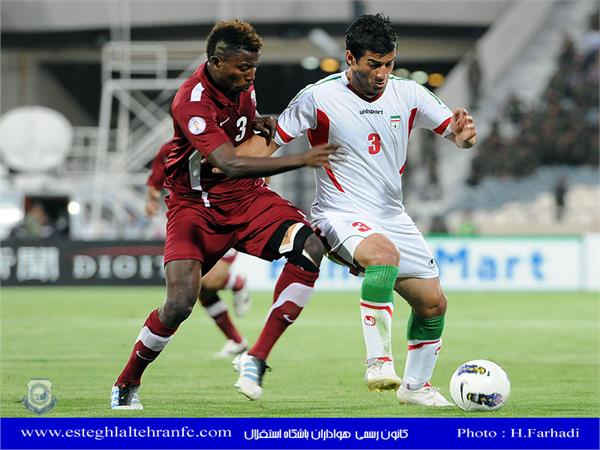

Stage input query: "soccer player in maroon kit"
[
  {"left": 112, "top": 20, "right": 338, "bottom": 408},
  {"left": 146, "top": 142, "right": 251, "bottom": 358}
]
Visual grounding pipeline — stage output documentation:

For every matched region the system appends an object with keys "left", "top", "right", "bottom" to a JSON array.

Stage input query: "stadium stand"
[{"left": 434, "top": 7, "right": 599, "bottom": 235}]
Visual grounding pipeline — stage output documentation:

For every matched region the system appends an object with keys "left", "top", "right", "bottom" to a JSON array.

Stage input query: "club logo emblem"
[
  {"left": 364, "top": 315, "right": 376, "bottom": 326},
  {"left": 390, "top": 115, "right": 401, "bottom": 131},
  {"left": 22, "top": 379, "right": 57, "bottom": 414}
]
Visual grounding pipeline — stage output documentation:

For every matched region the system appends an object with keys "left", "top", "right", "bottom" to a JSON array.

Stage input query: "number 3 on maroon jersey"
[
  {"left": 235, "top": 116, "right": 247, "bottom": 142},
  {"left": 188, "top": 116, "right": 248, "bottom": 190}
]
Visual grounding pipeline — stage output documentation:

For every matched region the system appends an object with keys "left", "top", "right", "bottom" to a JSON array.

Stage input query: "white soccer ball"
[{"left": 449, "top": 359, "right": 510, "bottom": 411}]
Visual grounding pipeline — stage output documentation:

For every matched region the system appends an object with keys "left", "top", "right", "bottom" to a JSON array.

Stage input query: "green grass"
[{"left": 1, "top": 287, "right": 598, "bottom": 417}]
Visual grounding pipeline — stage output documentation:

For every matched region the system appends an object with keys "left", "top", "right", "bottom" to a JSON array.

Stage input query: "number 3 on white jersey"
[{"left": 235, "top": 116, "right": 247, "bottom": 142}]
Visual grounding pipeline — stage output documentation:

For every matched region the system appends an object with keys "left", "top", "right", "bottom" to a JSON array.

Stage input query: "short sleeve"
[
  {"left": 146, "top": 143, "right": 172, "bottom": 189},
  {"left": 274, "top": 90, "right": 317, "bottom": 145},
  {"left": 414, "top": 84, "right": 453, "bottom": 137},
  {"left": 172, "top": 101, "right": 231, "bottom": 158}
]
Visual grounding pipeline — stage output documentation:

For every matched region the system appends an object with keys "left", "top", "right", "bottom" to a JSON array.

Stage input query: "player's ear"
[
  {"left": 209, "top": 55, "right": 223, "bottom": 69},
  {"left": 345, "top": 50, "right": 355, "bottom": 67}
]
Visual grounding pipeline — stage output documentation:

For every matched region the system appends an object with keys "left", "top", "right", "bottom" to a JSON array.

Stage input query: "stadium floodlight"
[{"left": 68, "top": 201, "right": 81, "bottom": 215}]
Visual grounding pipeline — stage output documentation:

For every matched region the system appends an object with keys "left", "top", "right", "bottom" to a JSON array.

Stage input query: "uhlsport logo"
[
  {"left": 390, "top": 115, "right": 401, "bottom": 131},
  {"left": 359, "top": 108, "right": 383, "bottom": 115},
  {"left": 21, "top": 379, "right": 57, "bottom": 414}
]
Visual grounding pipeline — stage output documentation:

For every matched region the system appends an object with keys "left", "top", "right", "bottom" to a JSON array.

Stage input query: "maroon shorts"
[{"left": 163, "top": 188, "right": 309, "bottom": 272}]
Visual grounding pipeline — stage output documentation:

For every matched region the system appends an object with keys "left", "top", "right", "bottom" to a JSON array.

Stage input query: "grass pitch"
[{"left": 1, "top": 287, "right": 598, "bottom": 417}]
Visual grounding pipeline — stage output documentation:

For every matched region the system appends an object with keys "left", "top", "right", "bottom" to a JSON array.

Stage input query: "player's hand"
[
  {"left": 253, "top": 116, "right": 277, "bottom": 146},
  {"left": 450, "top": 108, "right": 477, "bottom": 148},
  {"left": 145, "top": 187, "right": 161, "bottom": 218},
  {"left": 145, "top": 198, "right": 160, "bottom": 218},
  {"left": 301, "top": 143, "right": 340, "bottom": 167}
]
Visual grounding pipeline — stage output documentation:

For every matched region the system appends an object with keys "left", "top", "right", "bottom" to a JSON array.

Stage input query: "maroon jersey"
[
  {"left": 164, "top": 62, "right": 263, "bottom": 205},
  {"left": 147, "top": 142, "right": 174, "bottom": 190}
]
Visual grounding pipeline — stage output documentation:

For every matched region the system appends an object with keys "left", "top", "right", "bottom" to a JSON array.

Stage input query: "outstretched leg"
[{"left": 235, "top": 223, "right": 323, "bottom": 400}]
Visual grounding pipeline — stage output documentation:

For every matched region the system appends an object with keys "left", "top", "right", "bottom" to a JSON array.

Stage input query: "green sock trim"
[
  {"left": 407, "top": 312, "right": 445, "bottom": 340},
  {"left": 360, "top": 265, "right": 399, "bottom": 303}
]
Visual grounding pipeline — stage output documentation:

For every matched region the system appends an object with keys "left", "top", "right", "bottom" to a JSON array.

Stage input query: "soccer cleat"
[
  {"left": 365, "top": 359, "right": 402, "bottom": 391},
  {"left": 232, "top": 277, "right": 251, "bottom": 318},
  {"left": 111, "top": 383, "right": 143, "bottom": 410},
  {"left": 397, "top": 382, "right": 453, "bottom": 407},
  {"left": 216, "top": 338, "right": 248, "bottom": 358},
  {"left": 233, "top": 351, "right": 270, "bottom": 400}
]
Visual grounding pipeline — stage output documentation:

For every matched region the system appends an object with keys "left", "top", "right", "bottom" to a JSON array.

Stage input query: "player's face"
[
  {"left": 211, "top": 50, "right": 260, "bottom": 97},
  {"left": 347, "top": 50, "right": 396, "bottom": 97}
]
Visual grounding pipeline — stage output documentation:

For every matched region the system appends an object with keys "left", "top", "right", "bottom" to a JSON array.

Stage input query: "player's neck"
[
  {"left": 345, "top": 70, "right": 380, "bottom": 101},
  {"left": 346, "top": 69, "right": 383, "bottom": 103}
]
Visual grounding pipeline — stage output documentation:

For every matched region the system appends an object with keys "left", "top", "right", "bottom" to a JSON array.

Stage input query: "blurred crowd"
[
  {"left": 468, "top": 11, "right": 599, "bottom": 186},
  {"left": 9, "top": 203, "right": 69, "bottom": 239}
]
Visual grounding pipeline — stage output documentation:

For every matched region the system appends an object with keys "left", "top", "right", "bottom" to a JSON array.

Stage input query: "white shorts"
[{"left": 312, "top": 212, "right": 438, "bottom": 279}]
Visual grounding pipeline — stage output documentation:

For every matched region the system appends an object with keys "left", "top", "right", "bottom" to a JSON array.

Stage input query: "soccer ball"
[{"left": 449, "top": 360, "right": 510, "bottom": 411}]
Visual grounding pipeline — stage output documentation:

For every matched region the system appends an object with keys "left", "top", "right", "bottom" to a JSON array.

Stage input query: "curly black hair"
[
  {"left": 206, "top": 20, "right": 263, "bottom": 58},
  {"left": 345, "top": 13, "right": 397, "bottom": 60}
]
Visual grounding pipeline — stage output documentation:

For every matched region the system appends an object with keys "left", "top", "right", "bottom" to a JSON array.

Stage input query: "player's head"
[
  {"left": 345, "top": 13, "right": 397, "bottom": 97},
  {"left": 206, "top": 20, "right": 263, "bottom": 96}
]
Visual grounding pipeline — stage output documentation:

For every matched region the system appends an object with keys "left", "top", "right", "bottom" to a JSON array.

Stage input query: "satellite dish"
[{"left": 0, "top": 106, "right": 73, "bottom": 172}]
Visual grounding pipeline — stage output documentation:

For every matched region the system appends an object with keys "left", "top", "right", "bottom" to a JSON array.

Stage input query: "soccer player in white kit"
[{"left": 237, "top": 13, "right": 477, "bottom": 406}]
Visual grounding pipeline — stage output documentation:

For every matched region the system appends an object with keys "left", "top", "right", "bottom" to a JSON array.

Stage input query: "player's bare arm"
[
  {"left": 207, "top": 140, "right": 338, "bottom": 178},
  {"left": 446, "top": 108, "right": 477, "bottom": 148},
  {"left": 235, "top": 134, "right": 280, "bottom": 157}
]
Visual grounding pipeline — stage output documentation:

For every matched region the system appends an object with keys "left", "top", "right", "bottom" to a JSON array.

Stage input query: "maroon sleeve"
[
  {"left": 172, "top": 101, "right": 231, "bottom": 158},
  {"left": 146, "top": 142, "right": 173, "bottom": 189}
]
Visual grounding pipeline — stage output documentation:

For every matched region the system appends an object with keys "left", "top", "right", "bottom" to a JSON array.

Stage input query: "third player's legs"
[{"left": 199, "top": 257, "right": 249, "bottom": 357}]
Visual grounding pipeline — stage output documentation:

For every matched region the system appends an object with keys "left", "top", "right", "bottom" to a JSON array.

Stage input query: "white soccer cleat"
[
  {"left": 365, "top": 359, "right": 402, "bottom": 391},
  {"left": 232, "top": 278, "right": 251, "bottom": 318},
  {"left": 216, "top": 338, "right": 248, "bottom": 358},
  {"left": 397, "top": 382, "right": 453, "bottom": 407},
  {"left": 111, "top": 384, "right": 143, "bottom": 410},
  {"left": 233, "top": 351, "right": 269, "bottom": 400}
]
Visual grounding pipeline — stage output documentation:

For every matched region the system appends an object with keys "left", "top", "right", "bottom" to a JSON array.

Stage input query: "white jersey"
[{"left": 274, "top": 71, "right": 453, "bottom": 220}]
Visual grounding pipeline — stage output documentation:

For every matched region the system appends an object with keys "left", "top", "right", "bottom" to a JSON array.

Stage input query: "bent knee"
[
  {"left": 198, "top": 287, "right": 219, "bottom": 307},
  {"left": 362, "top": 248, "right": 400, "bottom": 267},
  {"left": 162, "top": 301, "right": 194, "bottom": 325},
  {"left": 164, "top": 277, "right": 200, "bottom": 325},
  {"left": 416, "top": 292, "right": 447, "bottom": 318}
]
